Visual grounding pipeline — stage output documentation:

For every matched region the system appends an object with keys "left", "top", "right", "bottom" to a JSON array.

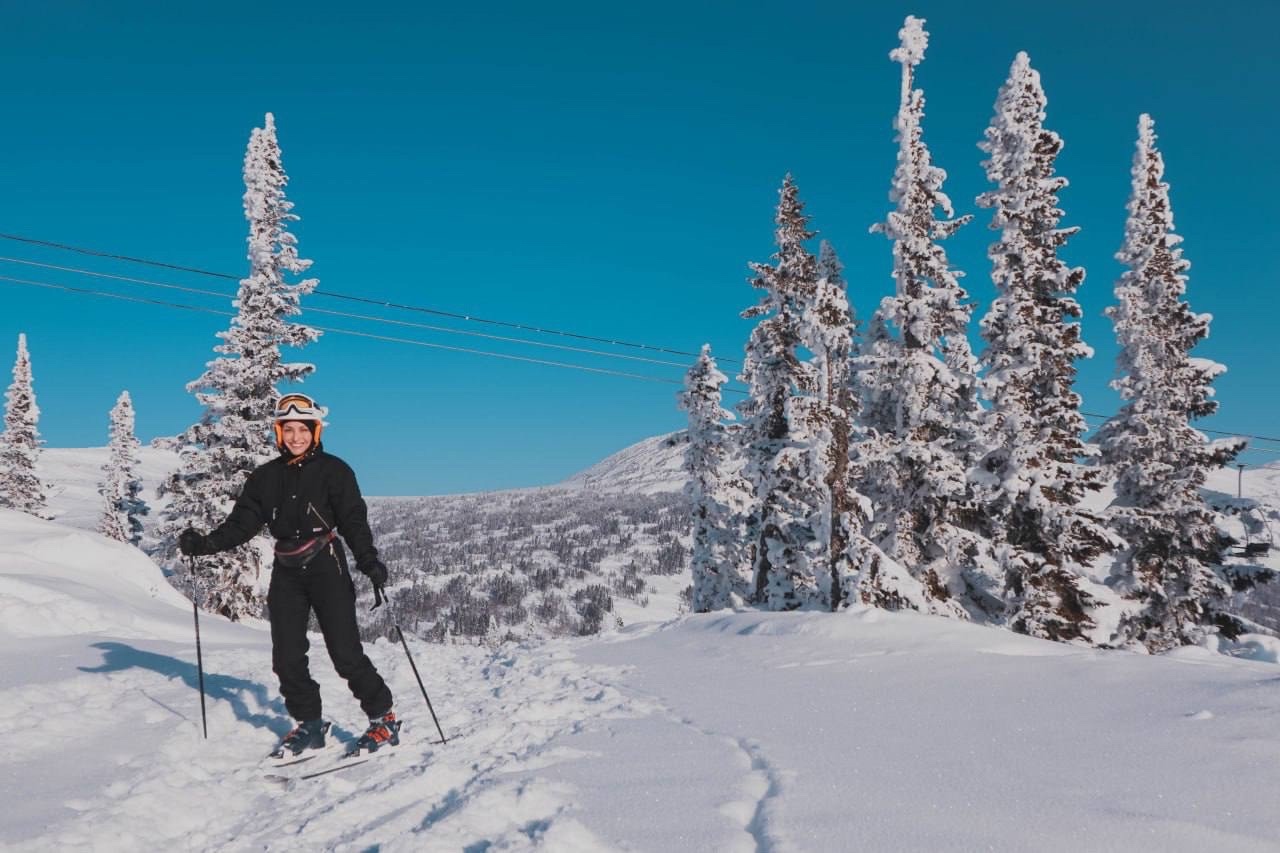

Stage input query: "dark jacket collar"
[{"left": 280, "top": 442, "right": 325, "bottom": 466}]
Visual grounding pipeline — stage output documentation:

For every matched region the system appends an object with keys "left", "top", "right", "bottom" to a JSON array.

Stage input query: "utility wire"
[
  {"left": 0, "top": 232, "right": 238, "bottom": 280},
  {"left": 1078, "top": 410, "right": 1280, "bottom": 445},
  {"left": 0, "top": 273, "right": 233, "bottom": 319},
  {"left": 0, "top": 272, "right": 1271, "bottom": 444},
  {"left": 306, "top": 324, "right": 691, "bottom": 387},
  {"left": 0, "top": 273, "right": 706, "bottom": 389},
  {"left": 0, "top": 231, "right": 738, "bottom": 365},
  {"left": 2, "top": 233, "right": 1272, "bottom": 439},
  {"left": 30, "top": 251, "right": 1277, "bottom": 434},
  {"left": 0, "top": 256, "right": 694, "bottom": 369}
]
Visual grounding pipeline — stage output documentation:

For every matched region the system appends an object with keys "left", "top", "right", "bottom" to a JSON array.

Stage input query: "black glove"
[
  {"left": 359, "top": 559, "right": 389, "bottom": 588},
  {"left": 179, "top": 528, "right": 216, "bottom": 557}
]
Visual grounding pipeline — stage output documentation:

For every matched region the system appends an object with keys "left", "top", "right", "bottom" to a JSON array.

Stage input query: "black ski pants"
[{"left": 267, "top": 552, "right": 393, "bottom": 722}]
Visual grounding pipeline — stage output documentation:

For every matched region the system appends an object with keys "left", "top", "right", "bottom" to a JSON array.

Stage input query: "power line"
[
  {"left": 0, "top": 273, "right": 233, "bottom": 319},
  {"left": 317, "top": 290, "right": 740, "bottom": 365},
  {"left": 0, "top": 268, "right": 1269, "bottom": 448},
  {"left": 307, "top": 324, "right": 692, "bottom": 387},
  {"left": 0, "top": 232, "right": 238, "bottom": 280},
  {"left": 1079, "top": 410, "right": 1280, "bottom": 445},
  {"left": 0, "top": 256, "right": 695, "bottom": 370},
  {"left": 0, "top": 274, "right": 703, "bottom": 389},
  {"left": 0, "top": 231, "right": 737, "bottom": 365},
  {"left": 2, "top": 232, "right": 1272, "bottom": 438}
]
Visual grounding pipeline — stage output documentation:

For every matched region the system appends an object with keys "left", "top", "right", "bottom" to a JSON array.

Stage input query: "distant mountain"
[
  {"left": 558, "top": 431, "right": 688, "bottom": 495},
  {"left": 363, "top": 430, "right": 695, "bottom": 643}
]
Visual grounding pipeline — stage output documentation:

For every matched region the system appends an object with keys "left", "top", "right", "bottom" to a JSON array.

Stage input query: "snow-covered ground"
[
  {"left": 38, "top": 446, "right": 176, "bottom": 531},
  {"left": 4, "top": 506, "right": 1280, "bottom": 848},
  {"left": 5, "top": 449, "right": 1280, "bottom": 850}
]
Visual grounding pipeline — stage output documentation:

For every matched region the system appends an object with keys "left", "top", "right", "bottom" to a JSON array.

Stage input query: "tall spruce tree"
[
  {"left": 0, "top": 333, "right": 46, "bottom": 516},
  {"left": 797, "top": 241, "right": 864, "bottom": 610},
  {"left": 853, "top": 16, "right": 978, "bottom": 618},
  {"left": 156, "top": 113, "right": 321, "bottom": 621},
  {"left": 738, "top": 174, "right": 822, "bottom": 610},
  {"left": 976, "top": 53, "right": 1115, "bottom": 641},
  {"left": 99, "top": 390, "right": 148, "bottom": 545},
  {"left": 679, "top": 345, "right": 745, "bottom": 611},
  {"left": 1099, "top": 115, "right": 1244, "bottom": 652}
]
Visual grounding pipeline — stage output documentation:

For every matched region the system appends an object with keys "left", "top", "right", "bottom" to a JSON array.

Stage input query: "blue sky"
[{"left": 1, "top": 1, "right": 1276, "bottom": 495}]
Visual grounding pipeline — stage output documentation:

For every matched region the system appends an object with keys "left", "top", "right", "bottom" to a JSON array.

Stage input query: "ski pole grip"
[{"left": 371, "top": 582, "right": 386, "bottom": 611}]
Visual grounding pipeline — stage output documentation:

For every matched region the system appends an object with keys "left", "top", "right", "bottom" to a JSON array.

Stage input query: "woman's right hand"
[{"left": 178, "top": 528, "right": 215, "bottom": 556}]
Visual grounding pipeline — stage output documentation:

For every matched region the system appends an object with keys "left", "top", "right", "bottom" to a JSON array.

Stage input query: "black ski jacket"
[{"left": 206, "top": 444, "right": 379, "bottom": 571}]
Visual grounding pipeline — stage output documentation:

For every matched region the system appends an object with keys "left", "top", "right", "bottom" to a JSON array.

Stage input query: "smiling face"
[{"left": 280, "top": 420, "right": 315, "bottom": 457}]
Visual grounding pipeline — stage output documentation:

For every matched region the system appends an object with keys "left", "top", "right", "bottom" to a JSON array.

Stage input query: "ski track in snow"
[
  {"left": 10, "top": 599, "right": 1280, "bottom": 852},
  {"left": 6, "top": 637, "right": 660, "bottom": 852},
  {"left": 6, "top": 455, "right": 1280, "bottom": 851},
  {"left": 594, "top": 678, "right": 793, "bottom": 853}
]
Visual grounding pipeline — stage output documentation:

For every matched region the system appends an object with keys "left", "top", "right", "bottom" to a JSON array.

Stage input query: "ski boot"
[
  {"left": 345, "top": 711, "right": 401, "bottom": 757},
  {"left": 269, "top": 718, "right": 331, "bottom": 760}
]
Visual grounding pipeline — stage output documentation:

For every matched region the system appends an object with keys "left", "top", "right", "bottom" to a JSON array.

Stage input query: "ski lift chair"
[{"left": 1238, "top": 506, "right": 1274, "bottom": 557}]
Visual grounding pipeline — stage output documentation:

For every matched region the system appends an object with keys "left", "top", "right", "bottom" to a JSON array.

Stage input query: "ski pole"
[
  {"left": 375, "top": 583, "right": 447, "bottom": 744},
  {"left": 189, "top": 556, "right": 208, "bottom": 740}
]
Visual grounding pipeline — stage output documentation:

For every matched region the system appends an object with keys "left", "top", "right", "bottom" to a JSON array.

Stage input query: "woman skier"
[{"left": 178, "top": 392, "right": 400, "bottom": 759}]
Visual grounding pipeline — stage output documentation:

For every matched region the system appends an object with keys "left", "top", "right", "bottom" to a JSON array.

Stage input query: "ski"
[
  {"left": 263, "top": 751, "right": 394, "bottom": 785},
  {"left": 267, "top": 753, "right": 319, "bottom": 770}
]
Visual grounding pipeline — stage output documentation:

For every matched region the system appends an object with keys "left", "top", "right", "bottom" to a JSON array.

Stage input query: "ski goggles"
[{"left": 274, "top": 393, "right": 321, "bottom": 420}]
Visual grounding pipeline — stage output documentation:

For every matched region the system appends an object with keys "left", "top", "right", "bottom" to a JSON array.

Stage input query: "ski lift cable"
[
  {"left": 0, "top": 271, "right": 1271, "bottom": 438},
  {"left": 0, "top": 273, "right": 744, "bottom": 391},
  {"left": 1078, "top": 410, "right": 1280, "bottom": 445},
  {"left": 13, "top": 251, "right": 1271, "bottom": 428},
  {"left": 0, "top": 255, "right": 694, "bottom": 369},
  {"left": 0, "top": 231, "right": 239, "bottom": 280},
  {"left": 0, "top": 231, "right": 738, "bottom": 366},
  {"left": 1, "top": 235, "right": 1271, "bottom": 431},
  {"left": 0, "top": 273, "right": 235, "bottom": 318}
]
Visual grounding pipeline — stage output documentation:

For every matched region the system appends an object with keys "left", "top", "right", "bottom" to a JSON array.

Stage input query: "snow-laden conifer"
[
  {"left": 975, "top": 53, "right": 1115, "bottom": 640},
  {"left": 795, "top": 241, "right": 866, "bottom": 609},
  {"left": 852, "top": 17, "right": 978, "bottom": 618},
  {"left": 1099, "top": 115, "right": 1245, "bottom": 651},
  {"left": 0, "top": 333, "right": 46, "bottom": 516},
  {"left": 155, "top": 113, "right": 321, "bottom": 620},
  {"left": 99, "top": 391, "right": 148, "bottom": 545},
  {"left": 738, "top": 174, "right": 822, "bottom": 610},
  {"left": 680, "top": 345, "right": 748, "bottom": 611},
  {"left": 854, "top": 312, "right": 895, "bottom": 437}
]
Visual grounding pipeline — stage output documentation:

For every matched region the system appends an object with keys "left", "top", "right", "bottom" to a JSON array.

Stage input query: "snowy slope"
[
  {"left": 38, "top": 446, "right": 177, "bottom": 531},
  {"left": 559, "top": 431, "right": 687, "bottom": 495},
  {"left": 4, "top": 506, "right": 1280, "bottom": 850}
]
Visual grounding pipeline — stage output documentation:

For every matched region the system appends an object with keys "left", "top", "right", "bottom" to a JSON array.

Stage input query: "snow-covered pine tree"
[
  {"left": 738, "top": 174, "right": 823, "bottom": 611},
  {"left": 975, "top": 52, "right": 1115, "bottom": 641},
  {"left": 679, "top": 344, "right": 746, "bottom": 611},
  {"left": 853, "top": 311, "right": 895, "bottom": 437},
  {"left": 852, "top": 16, "right": 978, "bottom": 618},
  {"left": 796, "top": 241, "right": 865, "bottom": 610},
  {"left": 99, "top": 390, "right": 148, "bottom": 545},
  {"left": 155, "top": 113, "right": 321, "bottom": 621},
  {"left": 1099, "top": 114, "right": 1245, "bottom": 652},
  {"left": 0, "top": 333, "right": 46, "bottom": 516}
]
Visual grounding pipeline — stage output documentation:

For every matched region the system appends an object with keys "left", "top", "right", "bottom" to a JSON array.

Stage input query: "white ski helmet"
[{"left": 272, "top": 393, "right": 325, "bottom": 449}]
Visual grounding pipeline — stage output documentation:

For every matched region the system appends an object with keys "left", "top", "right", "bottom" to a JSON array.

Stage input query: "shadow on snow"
[{"left": 78, "top": 641, "right": 290, "bottom": 735}]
